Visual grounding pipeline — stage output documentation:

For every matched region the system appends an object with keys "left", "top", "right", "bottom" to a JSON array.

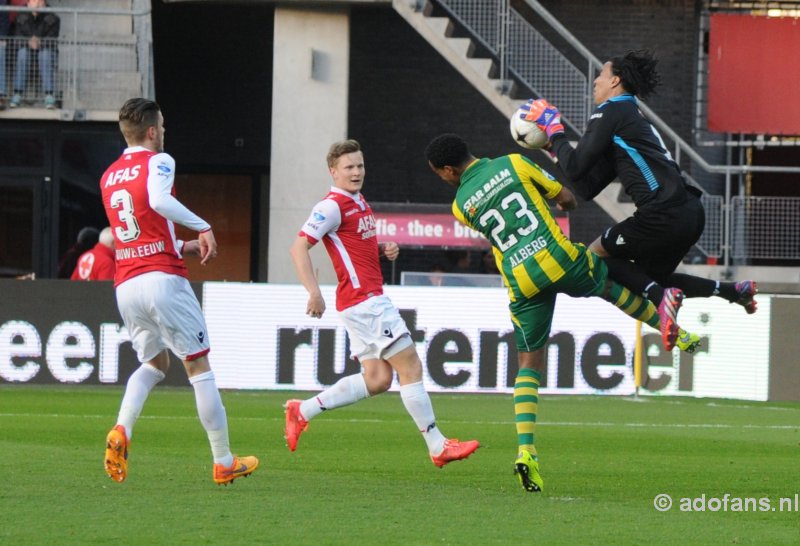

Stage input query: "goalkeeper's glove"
[{"left": 519, "top": 98, "right": 565, "bottom": 138}]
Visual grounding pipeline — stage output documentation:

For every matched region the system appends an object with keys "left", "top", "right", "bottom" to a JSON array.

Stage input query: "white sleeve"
[
  {"left": 298, "top": 198, "right": 341, "bottom": 243},
  {"left": 146, "top": 153, "right": 211, "bottom": 232}
]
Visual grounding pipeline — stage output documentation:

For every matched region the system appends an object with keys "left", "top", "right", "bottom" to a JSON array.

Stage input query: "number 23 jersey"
[{"left": 452, "top": 154, "right": 580, "bottom": 301}]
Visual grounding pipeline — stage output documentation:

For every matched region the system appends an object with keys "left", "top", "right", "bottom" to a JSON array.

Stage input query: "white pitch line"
[{"left": 0, "top": 412, "right": 796, "bottom": 429}]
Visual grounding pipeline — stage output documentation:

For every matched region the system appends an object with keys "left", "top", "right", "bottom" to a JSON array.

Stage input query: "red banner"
[
  {"left": 708, "top": 14, "right": 800, "bottom": 135},
  {"left": 375, "top": 211, "right": 569, "bottom": 248}
]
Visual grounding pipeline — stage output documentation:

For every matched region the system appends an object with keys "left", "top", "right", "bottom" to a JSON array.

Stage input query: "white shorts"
[
  {"left": 116, "top": 271, "right": 210, "bottom": 363},
  {"left": 340, "top": 295, "right": 413, "bottom": 362}
]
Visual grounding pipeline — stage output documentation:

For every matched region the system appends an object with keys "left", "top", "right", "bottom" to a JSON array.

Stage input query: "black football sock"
[
  {"left": 665, "top": 273, "right": 727, "bottom": 299},
  {"left": 603, "top": 257, "right": 663, "bottom": 306}
]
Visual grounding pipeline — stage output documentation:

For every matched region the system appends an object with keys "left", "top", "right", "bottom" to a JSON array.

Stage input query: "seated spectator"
[
  {"left": 8, "top": 0, "right": 26, "bottom": 24},
  {"left": 57, "top": 226, "right": 99, "bottom": 278},
  {"left": 9, "top": 0, "right": 59, "bottom": 109},
  {"left": 420, "top": 263, "right": 447, "bottom": 287},
  {"left": 480, "top": 249, "right": 499, "bottom": 274},
  {"left": 71, "top": 227, "right": 116, "bottom": 281},
  {"left": 447, "top": 250, "right": 475, "bottom": 274}
]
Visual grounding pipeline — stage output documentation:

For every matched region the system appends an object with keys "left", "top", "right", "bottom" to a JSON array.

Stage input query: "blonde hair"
[{"left": 326, "top": 139, "right": 361, "bottom": 168}]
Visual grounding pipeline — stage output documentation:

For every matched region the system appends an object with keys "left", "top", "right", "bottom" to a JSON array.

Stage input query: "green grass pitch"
[{"left": 1, "top": 385, "right": 797, "bottom": 545}]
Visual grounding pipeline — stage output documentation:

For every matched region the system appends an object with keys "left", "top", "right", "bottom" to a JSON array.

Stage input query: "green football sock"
[
  {"left": 514, "top": 368, "right": 540, "bottom": 457},
  {"left": 606, "top": 281, "right": 659, "bottom": 329}
]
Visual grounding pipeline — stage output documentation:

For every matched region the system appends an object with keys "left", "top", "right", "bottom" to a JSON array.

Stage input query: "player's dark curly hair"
[
  {"left": 425, "top": 133, "right": 471, "bottom": 169},
  {"left": 610, "top": 49, "right": 661, "bottom": 100}
]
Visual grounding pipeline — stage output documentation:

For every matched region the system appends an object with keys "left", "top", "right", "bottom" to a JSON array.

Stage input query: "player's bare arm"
[
  {"left": 182, "top": 240, "right": 201, "bottom": 256},
  {"left": 289, "top": 236, "right": 326, "bottom": 319},
  {"left": 198, "top": 229, "right": 218, "bottom": 265},
  {"left": 379, "top": 241, "right": 400, "bottom": 261},
  {"left": 554, "top": 186, "right": 577, "bottom": 211}
]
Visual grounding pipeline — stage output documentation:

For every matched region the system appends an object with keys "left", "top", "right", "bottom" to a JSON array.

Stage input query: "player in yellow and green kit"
[{"left": 426, "top": 133, "right": 698, "bottom": 493}]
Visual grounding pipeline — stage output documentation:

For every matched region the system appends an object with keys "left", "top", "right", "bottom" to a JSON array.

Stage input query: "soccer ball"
[{"left": 509, "top": 108, "right": 548, "bottom": 150}]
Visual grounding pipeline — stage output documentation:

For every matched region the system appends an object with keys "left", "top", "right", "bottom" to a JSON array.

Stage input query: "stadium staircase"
[
  {"left": 56, "top": 0, "right": 142, "bottom": 117},
  {"left": 392, "top": 0, "right": 635, "bottom": 223},
  {"left": 393, "top": 0, "right": 800, "bottom": 284}
]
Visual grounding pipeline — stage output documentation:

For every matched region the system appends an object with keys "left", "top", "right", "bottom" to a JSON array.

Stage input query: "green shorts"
[{"left": 509, "top": 245, "right": 608, "bottom": 352}]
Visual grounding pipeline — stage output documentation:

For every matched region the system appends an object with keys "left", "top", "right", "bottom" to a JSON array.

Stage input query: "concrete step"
[
  {"left": 60, "top": 70, "right": 142, "bottom": 110},
  {"left": 466, "top": 57, "right": 493, "bottom": 78},
  {"left": 59, "top": 42, "right": 138, "bottom": 71},
  {"left": 425, "top": 16, "right": 451, "bottom": 37},
  {"left": 52, "top": 0, "right": 135, "bottom": 36},
  {"left": 447, "top": 36, "right": 471, "bottom": 57}
]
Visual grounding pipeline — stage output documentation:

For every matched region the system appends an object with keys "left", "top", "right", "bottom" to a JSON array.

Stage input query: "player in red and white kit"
[
  {"left": 71, "top": 226, "right": 116, "bottom": 281},
  {"left": 101, "top": 98, "right": 258, "bottom": 485},
  {"left": 284, "top": 139, "right": 479, "bottom": 468}
]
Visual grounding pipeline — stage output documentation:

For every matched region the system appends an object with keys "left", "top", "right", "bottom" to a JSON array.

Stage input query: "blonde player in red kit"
[
  {"left": 101, "top": 98, "right": 258, "bottom": 485},
  {"left": 285, "top": 139, "right": 479, "bottom": 468}
]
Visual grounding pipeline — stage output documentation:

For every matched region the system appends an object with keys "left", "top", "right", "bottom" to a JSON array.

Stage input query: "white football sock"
[
  {"left": 189, "top": 371, "right": 233, "bottom": 467},
  {"left": 400, "top": 381, "right": 446, "bottom": 455},
  {"left": 300, "top": 373, "right": 369, "bottom": 421},
  {"left": 116, "top": 363, "right": 165, "bottom": 440}
]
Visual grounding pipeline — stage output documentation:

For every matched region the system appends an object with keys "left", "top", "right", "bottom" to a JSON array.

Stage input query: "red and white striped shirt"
[
  {"left": 100, "top": 146, "right": 210, "bottom": 287},
  {"left": 299, "top": 187, "right": 384, "bottom": 311}
]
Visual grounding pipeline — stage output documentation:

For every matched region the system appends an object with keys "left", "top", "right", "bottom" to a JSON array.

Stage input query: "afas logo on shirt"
[
  {"left": 357, "top": 215, "right": 377, "bottom": 240},
  {"left": 156, "top": 164, "right": 172, "bottom": 175},
  {"left": 313, "top": 212, "right": 326, "bottom": 222},
  {"left": 590, "top": 112, "right": 603, "bottom": 120},
  {"left": 103, "top": 165, "right": 141, "bottom": 188}
]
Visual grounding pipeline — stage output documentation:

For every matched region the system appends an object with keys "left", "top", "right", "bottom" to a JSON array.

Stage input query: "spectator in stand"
[
  {"left": 0, "top": 1, "right": 9, "bottom": 110},
  {"left": 480, "top": 249, "right": 499, "bottom": 275},
  {"left": 9, "top": 0, "right": 59, "bottom": 109},
  {"left": 71, "top": 227, "right": 116, "bottom": 281},
  {"left": 424, "top": 262, "right": 447, "bottom": 286},
  {"left": 8, "top": 0, "right": 28, "bottom": 25},
  {"left": 57, "top": 226, "right": 99, "bottom": 279},
  {"left": 448, "top": 250, "right": 473, "bottom": 274}
]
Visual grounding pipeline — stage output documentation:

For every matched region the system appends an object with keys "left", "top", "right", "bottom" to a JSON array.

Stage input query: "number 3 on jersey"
[
  {"left": 110, "top": 189, "right": 141, "bottom": 243},
  {"left": 479, "top": 192, "right": 539, "bottom": 252}
]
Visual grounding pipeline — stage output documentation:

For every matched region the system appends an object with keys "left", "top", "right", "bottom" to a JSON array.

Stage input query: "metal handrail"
[
  {"left": 515, "top": 0, "right": 800, "bottom": 269},
  {"left": 0, "top": 5, "right": 151, "bottom": 16},
  {"left": 521, "top": 0, "right": 800, "bottom": 177}
]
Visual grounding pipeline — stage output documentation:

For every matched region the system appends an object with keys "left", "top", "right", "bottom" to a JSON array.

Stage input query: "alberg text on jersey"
[
  {"left": 299, "top": 187, "right": 384, "bottom": 311},
  {"left": 452, "top": 154, "right": 580, "bottom": 302},
  {"left": 551, "top": 94, "right": 690, "bottom": 209},
  {"left": 101, "top": 148, "right": 187, "bottom": 286}
]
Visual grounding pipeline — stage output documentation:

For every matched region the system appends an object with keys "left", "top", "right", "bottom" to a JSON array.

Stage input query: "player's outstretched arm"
[{"left": 289, "top": 236, "right": 326, "bottom": 319}]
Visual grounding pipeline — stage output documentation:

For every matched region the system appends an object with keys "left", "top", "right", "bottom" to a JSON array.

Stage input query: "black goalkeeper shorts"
[{"left": 600, "top": 195, "right": 705, "bottom": 283}]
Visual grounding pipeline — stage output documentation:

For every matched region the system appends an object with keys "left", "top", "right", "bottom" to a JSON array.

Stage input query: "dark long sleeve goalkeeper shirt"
[{"left": 550, "top": 94, "right": 692, "bottom": 211}]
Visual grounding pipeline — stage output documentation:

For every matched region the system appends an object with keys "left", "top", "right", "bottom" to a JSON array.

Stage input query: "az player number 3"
[
  {"left": 479, "top": 192, "right": 539, "bottom": 252},
  {"left": 110, "top": 189, "right": 141, "bottom": 243}
]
